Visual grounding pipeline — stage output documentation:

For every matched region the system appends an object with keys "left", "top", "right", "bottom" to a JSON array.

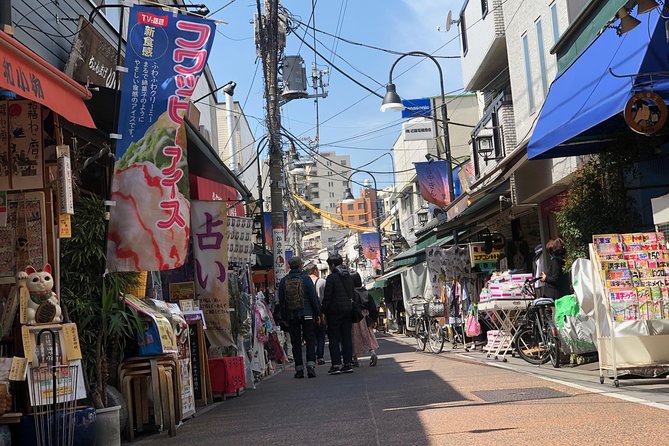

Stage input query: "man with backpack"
[
  {"left": 278, "top": 256, "right": 321, "bottom": 378},
  {"left": 322, "top": 254, "right": 355, "bottom": 375}
]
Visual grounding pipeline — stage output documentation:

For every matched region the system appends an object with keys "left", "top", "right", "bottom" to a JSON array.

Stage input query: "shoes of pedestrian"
[
  {"left": 370, "top": 353, "right": 378, "bottom": 367},
  {"left": 294, "top": 370, "right": 304, "bottom": 379},
  {"left": 341, "top": 364, "right": 354, "bottom": 374},
  {"left": 317, "top": 358, "right": 326, "bottom": 365},
  {"left": 307, "top": 366, "right": 316, "bottom": 378},
  {"left": 327, "top": 366, "right": 341, "bottom": 375},
  {"left": 352, "top": 360, "right": 360, "bottom": 367}
]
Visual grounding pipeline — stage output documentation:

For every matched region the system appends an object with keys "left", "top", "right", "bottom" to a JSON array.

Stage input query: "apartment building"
[
  {"left": 216, "top": 100, "right": 257, "bottom": 191},
  {"left": 336, "top": 188, "right": 378, "bottom": 228}
]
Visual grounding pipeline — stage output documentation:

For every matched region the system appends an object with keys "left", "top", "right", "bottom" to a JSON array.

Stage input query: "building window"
[
  {"left": 536, "top": 19, "right": 548, "bottom": 98},
  {"left": 550, "top": 2, "right": 560, "bottom": 44},
  {"left": 341, "top": 160, "right": 347, "bottom": 166},
  {"left": 481, "top": 0, "right": 489, "bottom": 17},
  {"left": 348, "top": 216, "right": 355, "bottom": 221},
  {"left": 327, "top": 160, "right": 332, "bottom": 166},
  {"left": 328, "top": 171, "right": 333, "bottom": 176},
  {"left": 358, "top": 203, "right": 364, "bottom": 210},
  {"left": 460, "top": 12, "right": 468, "bottom": 55},
  {"left": 347, "top": 204, "right": 354, "bottom": 211},
  {"left": 329, "top": 192, "right": 335, "bottom": 198},
  {"left": 522, "top": 33, "right": 535, "bottom": 112}
]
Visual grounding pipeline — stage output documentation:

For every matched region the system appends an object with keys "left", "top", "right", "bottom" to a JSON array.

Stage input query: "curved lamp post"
[
  {"left": 342, "top": 170, "right": 385, "bottom": 275},
  {"left": 381, "top": 51, "right": 456, "bottom": 205}
]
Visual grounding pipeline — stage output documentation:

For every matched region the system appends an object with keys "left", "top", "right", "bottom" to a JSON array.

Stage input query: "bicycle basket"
[{"left": 427, "top": 302, "right": 445, "bottom": 317}]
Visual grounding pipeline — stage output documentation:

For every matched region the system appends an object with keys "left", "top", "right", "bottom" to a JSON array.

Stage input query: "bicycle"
[
  {"left": 409, "top": 298, "right": 445, "bottom": 354},
  {"left": 513, "top": 279, "right": 561, "bottom": 368}
]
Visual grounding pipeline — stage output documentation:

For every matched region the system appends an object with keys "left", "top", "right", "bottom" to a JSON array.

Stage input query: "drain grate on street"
[{"left": 472, "top": 387, "right": 571, "bottom": 403}]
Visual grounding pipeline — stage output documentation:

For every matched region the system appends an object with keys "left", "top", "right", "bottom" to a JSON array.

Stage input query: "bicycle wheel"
[
  {"left": 428, "top": 320, "right": 445, "bottom": 354},
  {"left": 515, "top": 327, "right": 549, "bottom": 365},
  {"left": 546, "top": 322, "right": 561, "bottom": 368},
  {"left": 416, "top": 318, "right": 427, "bottom": 351}
]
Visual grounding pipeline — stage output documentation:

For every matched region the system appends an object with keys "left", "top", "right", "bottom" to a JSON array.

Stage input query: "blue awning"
[{"left": 528, "top": 10, "right": 669, "bottom": 160}]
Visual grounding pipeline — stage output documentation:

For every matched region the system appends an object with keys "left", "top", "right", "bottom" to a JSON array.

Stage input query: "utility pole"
[{"left": 257, "top": 0, "right": 287, "bottom": 287}]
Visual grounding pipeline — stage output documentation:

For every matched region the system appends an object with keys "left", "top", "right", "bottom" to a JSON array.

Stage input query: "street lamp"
[
  {"left": 342, "top": 169, "right": 385, "bottom": 275},
  {"left": 381, "top": 51, "right": 456, "bottom": 207}
]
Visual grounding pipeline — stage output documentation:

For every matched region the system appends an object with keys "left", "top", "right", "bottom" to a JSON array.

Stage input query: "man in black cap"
[
  {"left": 322, "top": 254, "right": 355, "bottom": 375},
  {"left": 278, "top": 256, "right": 321, "bottom": 378}
]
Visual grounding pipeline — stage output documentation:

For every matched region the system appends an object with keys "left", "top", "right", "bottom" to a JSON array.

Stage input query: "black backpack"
[{"left": 284, "top": 276, "right": 304, "bottom": 311}]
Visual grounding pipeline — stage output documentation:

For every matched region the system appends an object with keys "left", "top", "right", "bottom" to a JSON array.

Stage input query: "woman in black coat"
[{"left": 541, "top": 238, "right": 571, "bottom": 300}]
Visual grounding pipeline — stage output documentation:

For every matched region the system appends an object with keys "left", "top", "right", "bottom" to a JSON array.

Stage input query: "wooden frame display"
[
  {"left": 0, "top": 191, "right": 48, "bottom": 284},
  {"left": 187, "top": 319, "right": 211, "bottom": 406}
]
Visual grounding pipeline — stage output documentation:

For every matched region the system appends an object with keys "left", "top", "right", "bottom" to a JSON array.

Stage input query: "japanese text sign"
[
  {"left": 191, "top": 201, "right": 234, "bottom": 348},
  {"left": 106, "top": 6, "right": 216, "bottom": 272},
  {"left": 415, "top": 160, "right": 451, "bottom": 208}
]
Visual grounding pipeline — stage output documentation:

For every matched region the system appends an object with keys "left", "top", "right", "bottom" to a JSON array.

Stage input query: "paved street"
[{"left": 134, "top": 335, "right": 669, "bottom": 446}]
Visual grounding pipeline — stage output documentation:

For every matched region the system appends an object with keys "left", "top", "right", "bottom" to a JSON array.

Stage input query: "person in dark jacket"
[
  {"left": 322, "top": 254, "right": 355, "bottom": 375},
  {"left": 541, "top": 238, "right": 571, "bottom": 300},
  {"left": 278, "top": 256, "right": 321, "bottom": 378}
]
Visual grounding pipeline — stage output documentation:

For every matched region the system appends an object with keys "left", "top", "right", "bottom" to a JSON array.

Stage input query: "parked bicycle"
[
  {"left": 409, "top": 298, "right": 445, "bottom": 354},
  {"left": 513, "top": 278, "right": 561, "bottom": 368}
]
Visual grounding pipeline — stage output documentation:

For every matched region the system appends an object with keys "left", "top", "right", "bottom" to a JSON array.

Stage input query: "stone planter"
[{"left": 95, "top": 405, "right": 121, "bottom": 446}]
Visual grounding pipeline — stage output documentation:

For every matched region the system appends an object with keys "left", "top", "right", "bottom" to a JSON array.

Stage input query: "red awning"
[{"left": 0, "top": 31, "right": 96, "bottom": 128}]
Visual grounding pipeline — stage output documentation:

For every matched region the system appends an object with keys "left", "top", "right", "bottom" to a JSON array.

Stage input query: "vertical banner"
[
  {"left": 273, "top": 228, "right": 286, "bottom": 287},
  {"left": 0, "top": 101, "right": 8, "bottom": 190},
  {"left": 425, "top": 246, "right": 444, "bottom": 298},
  {"left": 191, "top": 201, "right": 234, "bottom": 347},
  {"left": 360, "top": 232, "right": 382, "bottom": 272},
  {"left": 9, "top": 100, "right": 43, "bottom": 190},
  {"left": 106, "top": 6, "right": 216, "bottom": 272},
  {"left": 227, "top": 216, "right": 254, "bottom": 265},
  {"left": 415, "top": 160, "right": 451, "bottom": 208}
]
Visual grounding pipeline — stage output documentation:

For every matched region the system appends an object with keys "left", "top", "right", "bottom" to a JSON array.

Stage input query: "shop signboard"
[
  {"left": 8, "top": 100, "right": 44, "bottom": 190},
  {"left": 360, "top": 232, "right": 382, "bottom": 272},
  {"left": 227, "top": 216, "right": 254, "bottom": 264},
  {"left": 191, "top": 201, "right": 234, "bottom": 347},
  {"left": 65, "top": 17, "right": 122, "bottom": 89},
  {"left": 273, "top": 228, "right": 286, "bottom": 287},
  {"left": 169, "top": 281, "right": 195, "bottom": 301},
  {"left": 469, "top": 242, "right": 503, "bottom": 271},
  {"left": 402, "top": 119, "right": 435, "bottom": 141},
  {"left": 401, "top": 98, "right": 432, "bottom": 119},
  {"left": 106, "top": 6, "right": 216, "bottom": 272}
]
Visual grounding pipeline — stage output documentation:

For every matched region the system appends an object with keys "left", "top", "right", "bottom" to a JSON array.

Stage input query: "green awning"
[{"left": 367, "top": 266, "right": 410, "bottom": 290}]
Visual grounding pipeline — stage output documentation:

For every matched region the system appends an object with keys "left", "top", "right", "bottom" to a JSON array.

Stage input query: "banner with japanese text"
[
  {"left": 191, "top": 201, "right": 234, "bottom": 347},
  {"left": 106, "top": 6, "right": 216, "bottom": 272},
  {"left": 415, "top": 160, "right": 459, "bottom": 209},
  {"left": 360, "top": 232, "right": 382, "bottom": 272}
]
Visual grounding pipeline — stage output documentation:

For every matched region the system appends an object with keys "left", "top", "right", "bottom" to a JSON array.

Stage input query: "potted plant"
[{"left": 60, "top": 195, "right": 142, "bottom": 445}]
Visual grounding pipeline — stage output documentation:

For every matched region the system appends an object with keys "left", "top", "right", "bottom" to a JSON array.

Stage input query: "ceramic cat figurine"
[{"left": 18, "top": 264, "right": 62, "bottom": 325}]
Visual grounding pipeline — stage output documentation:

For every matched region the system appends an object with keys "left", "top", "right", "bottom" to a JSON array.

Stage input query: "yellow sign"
[
  {"left": 9, "top": 356, "right": 27, "bottom": 381},
  {"left": 59, "top": 213, "right": 72, "bottom": 238}
]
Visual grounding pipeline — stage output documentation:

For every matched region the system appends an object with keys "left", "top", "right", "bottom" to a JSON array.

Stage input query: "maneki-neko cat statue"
[{"left": 18, "top": 264, "right": 62, "bottom": 325}]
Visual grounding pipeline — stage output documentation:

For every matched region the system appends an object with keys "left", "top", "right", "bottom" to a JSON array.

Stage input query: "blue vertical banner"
[{"left": 106, "top": 6, "right": 216, "bottom": 272}]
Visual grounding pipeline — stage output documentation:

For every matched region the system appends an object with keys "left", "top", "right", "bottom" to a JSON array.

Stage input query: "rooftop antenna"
[{"left": 437, "top": 10, "right": 460, "bottom": 32}]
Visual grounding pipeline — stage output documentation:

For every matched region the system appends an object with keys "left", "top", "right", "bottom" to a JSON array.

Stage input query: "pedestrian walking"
[
  {"left": 350, "top": 272, "right": 379, "bottom": 367},
  {"left": 541, "top": 238, "right": 571, "bottom": 300},
  {"left": 278, "top": 256, "right": 321, "bottom": 378},
  {"left": 322, "top": 254, "right": 355, "bottom": 375},
  {"left": 306, "top": 263, "right": 328, "bottom": 365}
]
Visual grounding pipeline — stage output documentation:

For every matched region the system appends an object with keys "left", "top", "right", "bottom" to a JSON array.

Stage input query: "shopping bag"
[{"left": 466, "top": 305, "right": 481, "bottom": 337}]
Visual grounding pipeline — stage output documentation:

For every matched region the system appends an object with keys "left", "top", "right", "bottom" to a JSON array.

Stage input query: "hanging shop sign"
[
  {"left": 624, "top": 91, "right": 668, "bottom": 135},
  {"left": 402, "top": 119, "right": 436, "bottom": 141},
  {"left": 469, "top": 242, "right": 503, "bottom": 271},
  {"left": 401, "top": 98, "right": 432, "bottom": 119},
  {"left": 415, "top": 160, "right": 451, "bottom": 208},
  {"left": 106, "top": 6, "right": 216, "bottom": 272},
  {"left": 360, "top": 232, "right": 382, "bottom": 272},
  {"left": 273, "top": 228, "right": 287, "bottom": 287},
  {"left": 0, "top": 31, "right": 95, "bottom": 128},
  {"left": 1, "top": 100, "right": 44, "bottom": 191},
  {"left": 191, "top": 201, "right": 234, "bottom": 347},
  {"left": 65, "top": 17, "right": 122, "bottom": 89}
]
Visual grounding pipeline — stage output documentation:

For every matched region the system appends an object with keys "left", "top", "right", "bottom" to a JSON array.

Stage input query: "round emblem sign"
[{"left": 624, "top": 91, "right": 668, "bottom": 135}]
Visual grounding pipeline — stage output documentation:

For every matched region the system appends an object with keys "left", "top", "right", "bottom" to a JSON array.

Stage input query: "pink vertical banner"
[{"left": 191, "top": 201, "right": 234, "bottom": 348}]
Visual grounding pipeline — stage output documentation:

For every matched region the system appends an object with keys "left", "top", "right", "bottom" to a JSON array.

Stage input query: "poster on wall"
[
  {"left": 0, "top": 191, "right": 47, "bottom": 284},
  {"left": 106, "top": 5, "right": 216, "bottom": 272},
  {"left": 227, "top": 216, "right": 254, "bottom": 265},
  {"left": 191, "top": 201, "right": 234, "bottom": 347}
]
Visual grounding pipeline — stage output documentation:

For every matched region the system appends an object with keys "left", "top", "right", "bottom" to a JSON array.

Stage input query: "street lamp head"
[
  {"left": 342, "top": 187, "right": 356, "bottom": 204},
  {"left": 221, "top": 81, "right": 236, "bottom": 96},
  {"left": 380, "top": 83, "right": 405, "bottom": 112}
]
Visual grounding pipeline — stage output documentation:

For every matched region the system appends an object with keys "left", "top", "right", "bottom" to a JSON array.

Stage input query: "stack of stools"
[{"left": 119, "top": 354, "right": 180, "bottom": 441}]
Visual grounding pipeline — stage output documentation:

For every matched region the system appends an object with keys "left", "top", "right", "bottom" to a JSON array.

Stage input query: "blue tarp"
[{"left": 528, "top": 10, "right": 669, "bottom": 160}]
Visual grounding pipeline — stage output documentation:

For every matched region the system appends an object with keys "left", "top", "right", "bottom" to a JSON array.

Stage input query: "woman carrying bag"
[{"left": 351, "top": 272, "right": 380, "bottom": 367}]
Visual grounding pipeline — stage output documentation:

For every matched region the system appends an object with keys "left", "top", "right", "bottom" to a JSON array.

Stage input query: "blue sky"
[{"left": 206, "top": 0, "right": 466, "bottom": 189}]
